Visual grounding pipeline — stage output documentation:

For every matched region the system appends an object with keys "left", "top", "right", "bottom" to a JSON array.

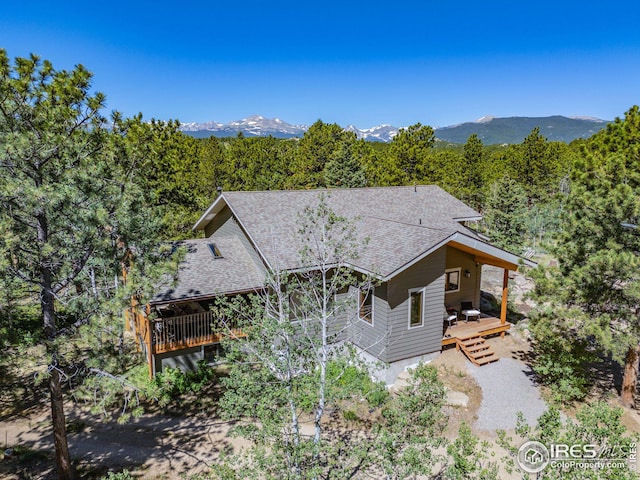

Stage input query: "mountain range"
[{"left": 180, "top": 114, "right": 609, "bottom": 144}]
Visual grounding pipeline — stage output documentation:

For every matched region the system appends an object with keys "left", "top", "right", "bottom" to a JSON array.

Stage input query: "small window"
[
  {"left": 445, "top": 268, "right": 461, "bottom": 293},
  {"left": 408, "top": 289, "right": 424, "bottom": 328},
  {"left": 359, "top": 287, "right": 374, "bottom": 325},
  {"left": 208, "top": 243, "right": 223, "bottom": 259}
]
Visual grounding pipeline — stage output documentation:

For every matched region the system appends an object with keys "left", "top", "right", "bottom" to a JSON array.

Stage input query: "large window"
[
  {"left": 359, "top": 287, "right": 374, "bottom": 325},
  {"left": 408, "top": 288, "right": 424, "bottom": 328},
  {"left": 445, "top": 268, "right": 461, "bottom": 293}
]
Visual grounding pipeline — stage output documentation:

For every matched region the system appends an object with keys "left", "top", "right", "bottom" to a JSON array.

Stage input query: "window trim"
[
  {"left": 444, "top": 267, "right": 461, "bottom": 294},
  {"left": 408, "top": 287, "right": 425, "bottom": 329},
  {"left": 358, "top": 286, "right": 374, "bottom": 326}
]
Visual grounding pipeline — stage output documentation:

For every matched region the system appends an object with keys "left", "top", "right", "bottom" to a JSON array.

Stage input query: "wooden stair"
[{"left": 456, "top": 335, "right": 499, "bottom": 366}]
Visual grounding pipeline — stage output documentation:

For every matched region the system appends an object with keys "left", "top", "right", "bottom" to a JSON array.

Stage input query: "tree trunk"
[
  {"left": 621, "top": 345, "right": 640, "bottom": 408},
  {"left": 50, "top": 362, "right": 73, "bottom": 479},
  {"left": 38, "top": 211, "right": 73, "bottom": 478}
]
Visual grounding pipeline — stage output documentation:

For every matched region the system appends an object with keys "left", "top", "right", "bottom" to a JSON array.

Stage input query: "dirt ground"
[
  {"left": 0, "top": 333, "right": 531, "bottom": 479},
  {"left": 3, "top": 332, "right": 640, "bottom": 479}
]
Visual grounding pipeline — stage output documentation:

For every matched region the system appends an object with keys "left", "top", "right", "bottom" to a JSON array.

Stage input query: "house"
[{"left": 127, "top": 185, "right": 535, "bottom": 383}]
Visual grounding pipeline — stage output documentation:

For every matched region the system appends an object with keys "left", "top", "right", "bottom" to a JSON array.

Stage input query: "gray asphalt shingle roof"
[
  {"left": 151, "top": 237, "right": 265, "bottom": 305},
  {"left": 222, "top": 185, "right": 481, "bottom": 276},
  {"left": 155, "top": 186, "right": 486, "bottom": 305}
]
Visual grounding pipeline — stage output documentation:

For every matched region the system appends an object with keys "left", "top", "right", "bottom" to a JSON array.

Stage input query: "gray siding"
[
  {"left": 444, "top": 246, "right": 481, "bottom": 311},
  {"left": 154, "top": 346, "right": 203, "bottom": 374},
  {"left": 386, "top": 247, "right": 446, "bottom": 363},
  {"left": 206, "top": 205, "right": 267, "bottom": 276},
  {"left": 349, "top": 283, "right": 389, "bottom": 363}
]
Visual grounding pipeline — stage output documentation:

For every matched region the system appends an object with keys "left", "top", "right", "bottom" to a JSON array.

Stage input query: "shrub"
[
  {"left": 153, "top": 360, "right": 217, "bottom": 404},
  {"left": 102, "top": 470, "right": 135, "bottom": 480}
]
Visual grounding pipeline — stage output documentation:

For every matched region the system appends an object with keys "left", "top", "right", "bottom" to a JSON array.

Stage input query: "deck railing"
[{"left": 151, "top": 311, "right": 243, "bottom": 354}]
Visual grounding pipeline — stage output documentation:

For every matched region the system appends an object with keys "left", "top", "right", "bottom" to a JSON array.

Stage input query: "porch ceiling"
[{"left": 448, "top": 240, "right": 519, "bottom": 271}]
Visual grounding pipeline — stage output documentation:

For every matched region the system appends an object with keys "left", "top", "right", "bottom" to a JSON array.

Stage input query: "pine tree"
[
  {"left": 0, "top": 51, "right": 165, "bottom": 477},
  {"left": 529, "top": 106, "right": 640, "bottom": 406},
  {"left": 323, "top": 141, "right": 367, "bottom": 188},
  {"left": 483, "top": 175, "right": 528, "bottom": 252}
]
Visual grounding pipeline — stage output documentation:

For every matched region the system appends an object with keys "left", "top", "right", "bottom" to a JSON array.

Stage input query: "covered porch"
[
  {"left": 127, "top": 301, "right": 245, "bottom": 376},
  {"left": 441, "top": 236, "right": 533, "bottom": 353}
]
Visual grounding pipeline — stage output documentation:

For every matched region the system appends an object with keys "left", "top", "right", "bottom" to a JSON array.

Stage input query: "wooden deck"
[
  {"left": 152, "top": 311, "right": 245, "bottom": 354},
  {"left": 442, "top": 316, "right": 510, "bottom": 347}
]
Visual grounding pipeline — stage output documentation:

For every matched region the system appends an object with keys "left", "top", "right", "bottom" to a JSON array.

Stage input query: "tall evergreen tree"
[
  {"left": 482, "top": 175, "right": 528, "bottom": 252},
  {"left": 516, "top": 127, "right": 559, "bottom": 204},
  {"left": 529, "top": 106, "right": 640, "bottom": 406},
  {"left": 388, "top": 123, "right": 435, "bottom": 184},
  {"left": 323, "top": 141, "right": 367, "bottom": 188},
  {"left": 0, "top": 51, "right": 164, "bottom": 478},
  {"left": 288, "top": 120, "right": 356, "bottom": 188},
  {"left": 461, "top": 133, "right": 485, "bottom": 209}
]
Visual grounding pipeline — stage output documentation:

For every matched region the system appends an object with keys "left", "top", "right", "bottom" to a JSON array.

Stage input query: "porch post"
[
  {"left": 500, "top": 268, "right": 509, "bottom": 338},
  {"left": 145, "top": 306, "right": 154, "bottom": 378}
]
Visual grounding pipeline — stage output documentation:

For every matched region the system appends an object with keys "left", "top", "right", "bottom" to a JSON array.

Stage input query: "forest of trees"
[
  {"left": 133, "top": 119, "right": 578, "bottom": 249},
  {"left": 2, "top": 50, "right": 640, "bottom": 479}
]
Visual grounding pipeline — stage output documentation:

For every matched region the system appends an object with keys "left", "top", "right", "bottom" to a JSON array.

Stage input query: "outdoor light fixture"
[{"left": 464, "top": 269, "right": 471, "bottom": 278}]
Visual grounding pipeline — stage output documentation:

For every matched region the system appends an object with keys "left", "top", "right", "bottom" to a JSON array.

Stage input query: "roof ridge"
[
  {"left": 222, "top": 185, "right": 440, "bottom": 195},
  {"left": 363, "top": 214, "right": 455, "bottom": 233}
]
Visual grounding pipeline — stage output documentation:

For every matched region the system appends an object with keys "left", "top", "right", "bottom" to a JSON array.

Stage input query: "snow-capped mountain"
[
  {"left": 180, "top": 114, "right": 609, "bottom": 144},
  {"left": 345, "top": 124, "right": 399, "bottom": 142},
  {"left": 180, "top": 115, "right": 400, "bottom": 142},
  {"left": 181, "top": 115, "right": 307, "bottom": 139},
  {"left": 180, "top": 120, "right": 224, "bottom": 131}
]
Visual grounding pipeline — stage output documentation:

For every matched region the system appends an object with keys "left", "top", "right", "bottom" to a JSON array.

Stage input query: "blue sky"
[{"left": 1, "top": 0, "right": 639, "bottom": 127}]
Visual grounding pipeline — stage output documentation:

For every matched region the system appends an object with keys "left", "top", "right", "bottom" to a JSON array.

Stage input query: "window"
[
  {"left": 359, "top": 287, "right": 374, "bottom": 325},
  {"left": 445, "top": 268, "right": 461, "bottom": 293},
  {"left": 289, "top": 290, "right": 304, "bottom": 322},
  {"left": 408, "top": 288, "right": 424, "bottom": 328},
  {"left": 208, "top": 243, "right": 223, "bottom": 259}
]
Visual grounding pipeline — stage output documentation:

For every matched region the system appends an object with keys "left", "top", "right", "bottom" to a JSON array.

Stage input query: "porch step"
[
  {"left": 460, "top": 337, "right": 485, "bottom": 348},
  {"left": 456, "top": 336, "right": 499, "bottom": 366},
  {"left": 466, "top": 343, "right": 490, "bottom": 354}
]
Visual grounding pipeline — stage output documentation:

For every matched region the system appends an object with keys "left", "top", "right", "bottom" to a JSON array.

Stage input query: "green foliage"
[
  {"left": 214, "top": 199, "right": 378, "bottom": 478},
  {"left": 102, "top": 470, "right": 135, "bottom": 480},
  {"left": 323, "top": 140, "right": 368, "bottom": 188},
  {"left": 321, "top": 359, "right": 389, "bottom": 407},
  {"left": 516, "top": 127, "right": 563, "bottom": 203},
  {"left": 0, "top": 50, "right": 183, "bottom": 479},
  {"left": 528, "top": 308, "right": 595, "bottom": 402},
  {"left": 459, "top": 134, "right": 486, "bottom": 209},
  {"left": 445, "top": 422, "right": 499, "bottom": 480},
  {"left": 288, "top": 120, "right": 357, "bottom": 188},
  {"left": 482, "top": 175, "right": 528, "bottom": 252},
  {"left": 508, "top": 403, "right": 639, "bottom": 479},
  {"left": 224, "top": 135, "right": 294, "bottom": 191},
  {"left": 375, "top": 364, "right": 448, "bottom": 479},
  {"left": 0, "top": 303, "right": 42, "bottom": 349},
  {"left": 152, "top": 361, "right": 217, "bottom": 405},
  {"left": 388, "top": 123, "right": 435, "bottom": 183},
  {"left": 528, "top": 106, "right": 640, "bottom": 405}
]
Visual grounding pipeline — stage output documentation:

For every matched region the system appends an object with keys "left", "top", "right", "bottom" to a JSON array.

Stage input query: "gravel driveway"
[{"left": 466, "top": 357, "right": 548, "bottom": 431}]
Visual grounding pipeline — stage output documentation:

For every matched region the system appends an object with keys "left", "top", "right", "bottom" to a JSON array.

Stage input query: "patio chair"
[
  {"left": 460, "top": 301, "right": 481, "bottom": 323},
  {"left": 444, "top": 305, "right": 458, "bottom": 328}
]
